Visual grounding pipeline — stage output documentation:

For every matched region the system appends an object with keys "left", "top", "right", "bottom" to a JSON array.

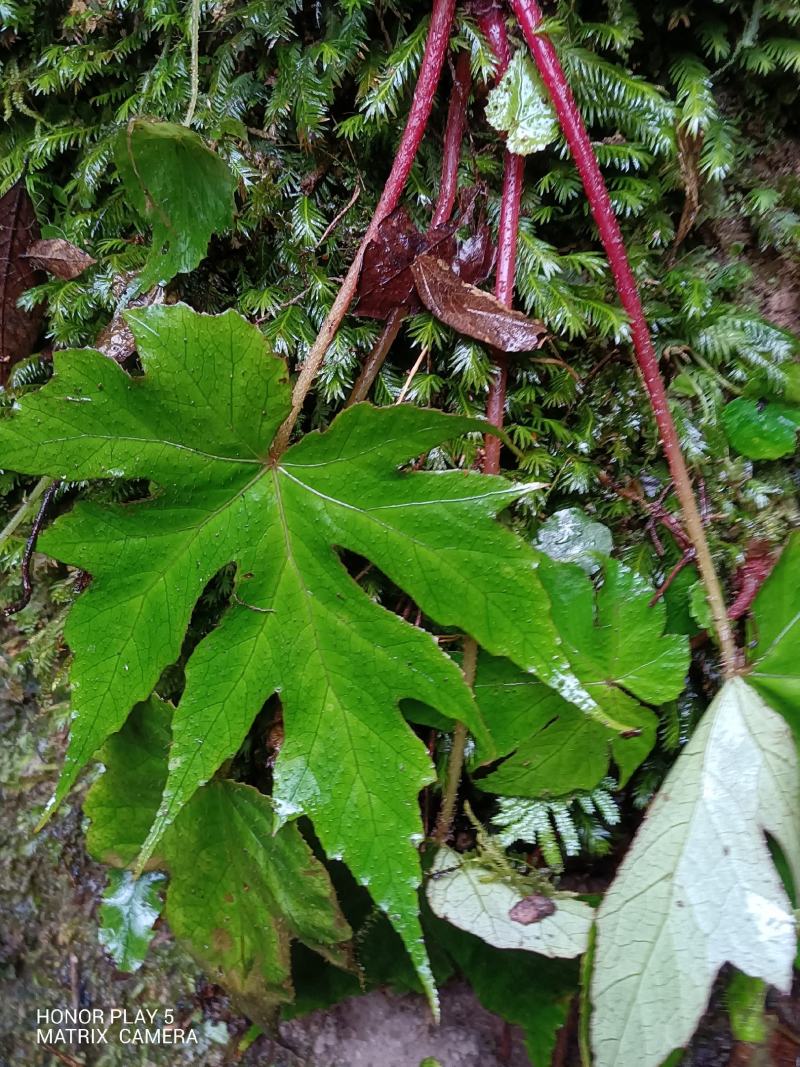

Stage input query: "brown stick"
[
  {"left": 346, "top": 309, "right": 405, "bottom": 406},
  {"left": 434, "top": 637, "right": 478, "bottom": 842}
]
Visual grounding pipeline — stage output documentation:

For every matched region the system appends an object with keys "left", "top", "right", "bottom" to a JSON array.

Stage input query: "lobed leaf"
[
  {"left": 0, "top": 303, "right": 594, "bottom": 1001},
  {"left": 475, "top": 558, "right": 689, "bottom": 797},
  {"left": 86, "top": 697, "right": 352, "bottom": 1022}
]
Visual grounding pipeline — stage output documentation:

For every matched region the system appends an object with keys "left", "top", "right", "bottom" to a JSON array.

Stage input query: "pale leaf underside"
[{"left": 591, "top": 678, "right": 800, "bottom": 1067}]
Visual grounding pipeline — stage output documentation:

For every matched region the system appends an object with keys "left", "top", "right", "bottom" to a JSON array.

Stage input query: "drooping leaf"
[
  {"left": 476, "top": 558, "right": 688, "bottom": 796},
  {"left": 23, "top": 237, "right": 96, "bottom": 281},
  {"left": 0, "top": 179, "right": 44, "bottom": 384},
  {"left": 84, "top": 695, "right": 169, "bottom": 868},
  {"left": 0, "top": 303, "right": 596, "bottom": 1001},
  {"left": 747, "top": 532, "right": 800, "bottom": 737},
  {"left": 430, "top": 913, "right": 577, "bottom": 1067},
  {"left": 722, "top": 396, "right": 800, "bottom": 459},
  {"left": 427, "top": 847, "right": 593, "bottom": 959},
  {"left": 412, "top": 254, "right": 548, "bottom": 352},
  {"left": 85, "top": 698, "right": 352, "bottom": 1021},
  {"left": 485, "top": 50, "right": 558, "bottom": 155},
  {"left": 115, "top": 119, "right": 236, "bottom": 291},
  {"left": 536, "top": 506, "right": 613, "bottom": 575},
  {"left": 164, "top": 780, "right": 352, "bottom": 1023},
  {"left": 98, "top": 868, "right": 164, "bottom": 973},
  {"left": 591, "top": 678, "right": 800, "bottom": 1067}
]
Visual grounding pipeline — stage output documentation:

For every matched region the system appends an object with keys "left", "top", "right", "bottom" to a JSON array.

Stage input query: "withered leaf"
[
  {"left": 508, "top": 894, "right": 557, "bottom": 925},
  {"left": 355, "top": 188, "right": 495, "bottom": 321},
  {"left": 412, "top": 254, "right": 547, "bottom": 352},
  {"left": 355, "top": 208, "right": 458, "bottom": 319},
  {"left": 0, "top": 181, "right": 45, "bottom": 385},
  {"left": 453, "top": 225, "right": 496, "bottom": 283},
  {"left": 24, "top": 238, "right": 96, "bottom": 281}
]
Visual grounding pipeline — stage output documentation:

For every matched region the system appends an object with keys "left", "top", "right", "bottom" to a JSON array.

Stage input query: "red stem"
[
  {"left": 349, "top": 46, "right": 472, "bottom": 407},
  {"left": 431, "top": 50, "right": 472, "bottom": 228},
  {"left": 478, "top": 6, "right": 525, "bottom": 475},
  {"left": 272, "top": 0, "right": 456, "bottom": 454},
  {"left": 508, "top": 0, "right": 738, "bottom": 675}
]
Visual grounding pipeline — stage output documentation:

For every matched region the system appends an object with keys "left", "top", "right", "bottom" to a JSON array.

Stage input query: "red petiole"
[
  {"left": 508, "top": 0, "right": 738, "bottom": 674},
  {"left": 478, "top": 4, "right": 525, "bottom": 475}
]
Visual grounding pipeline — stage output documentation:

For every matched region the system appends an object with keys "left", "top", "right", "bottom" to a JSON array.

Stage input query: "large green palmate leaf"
[
  {"left": 86, "top": 697, "right": 351, "bottom": 1021},
  {"left": 0, "top": 302, "right": 598, "bottom": 1001},
  {"left": 474, "top": 558, "right": 689, "bottom": 797},
  {"left": 747, "top": 532, "right": 800, "bottom": 738},
  {"left": 591, "top": 678, "right": 800, "bottom": 1067}
]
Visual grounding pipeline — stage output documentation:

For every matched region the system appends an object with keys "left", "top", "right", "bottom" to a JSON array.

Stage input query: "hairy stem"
[
  {"left": 479, "top": 5, "right": 524, "bottom": 475},
  {"left": 3, "top": 480, "right": 60, "bottom": 617},
  {"left": 431, "top": 50, "right": 472, "bottom": 228},
  {"left": 271, "top": 0, "right": 456, "bottom": 456},
  {"left": 509, "top": 0, "right": 738, "bottom": 675},
  {"left": 484, "top": 151, "right": 524, "bottom": 473},
  {"left": 434, "top": 637, "right": 478, "bottom": 842}
]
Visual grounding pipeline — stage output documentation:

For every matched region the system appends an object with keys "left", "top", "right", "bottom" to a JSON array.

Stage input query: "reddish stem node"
[{"left": 508, "top": 0, "right": 738, "bottom": 675}]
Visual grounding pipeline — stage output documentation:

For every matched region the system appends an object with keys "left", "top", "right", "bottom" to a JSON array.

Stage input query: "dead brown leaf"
[
  {"left": 411, "top": 254, "right": 547, "bottom": 352},
  {"left": 355, "top": 187, "right": 495, "bottom": 320},
  {"left": 24, "top": 238, "right": 96, "bottom": 281},
  {"left": 0, "top": 181, "right": 45, "bottom": 385}
]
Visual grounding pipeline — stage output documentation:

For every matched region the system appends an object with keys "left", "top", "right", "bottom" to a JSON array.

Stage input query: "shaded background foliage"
[{"left": 1, "top": 0, "right": 799, "bottom": 1063}]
